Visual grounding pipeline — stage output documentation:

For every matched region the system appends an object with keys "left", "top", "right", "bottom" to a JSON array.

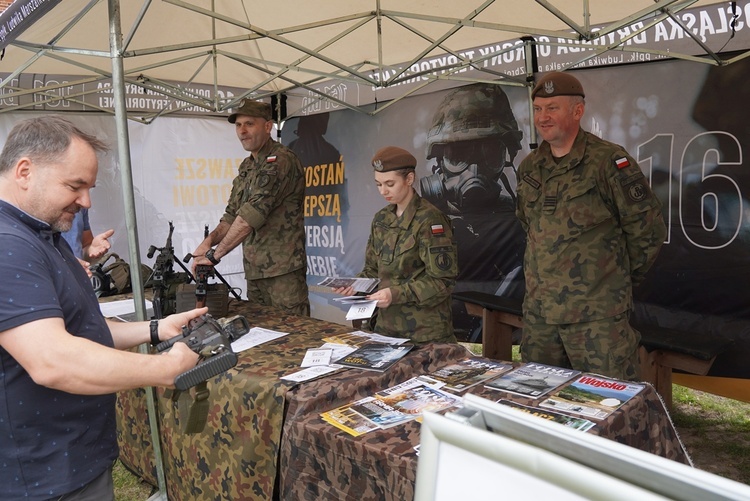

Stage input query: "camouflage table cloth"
[
  {"left": 116, "top": 298, "right": 470, "bottom": 500},
  {"left": 279, "top": 365, "right": 691, "bottom": 501}
]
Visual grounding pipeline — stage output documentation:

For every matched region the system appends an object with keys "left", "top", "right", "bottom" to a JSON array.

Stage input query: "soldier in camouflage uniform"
[
  {"left": 333, "top": 146, "right": 458, "bottom": 344},
  {"left": 516, "top": 72, "right": 667, "bottom": 381},
  {"left": 191, "top": 100, "right": 310, "bottom": 316}
]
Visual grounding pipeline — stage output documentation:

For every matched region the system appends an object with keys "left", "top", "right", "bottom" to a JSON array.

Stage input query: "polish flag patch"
[
  {"left": 431, "top": 224, "right": 445, "bottom": 235},
  {"left": 615, "top": 157, "right": 630, "bottom": 169},
  {"left": 267, "top": 155, "right": 277, "bottom": 163}
]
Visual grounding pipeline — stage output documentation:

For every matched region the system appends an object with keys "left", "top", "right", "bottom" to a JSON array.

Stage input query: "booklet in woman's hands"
[{"left": 318, "top": 276, "right": 380, "bottom": 294}]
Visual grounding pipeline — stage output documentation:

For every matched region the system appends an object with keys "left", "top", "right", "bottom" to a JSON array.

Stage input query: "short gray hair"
[{"left": 0, "top": 116, "right": 109, "bottom": 173}]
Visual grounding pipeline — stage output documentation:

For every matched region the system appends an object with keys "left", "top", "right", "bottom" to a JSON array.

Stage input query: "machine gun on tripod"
[
  {"left": 184, "top": 225, "right": 242, "bottom": 306},
  {"left": 185, "top": 258, "right": 242, "bottom": 304},
  {"left": 147, "top": 221, "right": 194, "bottom": 318}
]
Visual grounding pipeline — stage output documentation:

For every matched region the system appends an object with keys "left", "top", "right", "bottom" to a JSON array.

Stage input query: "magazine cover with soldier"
[
  {"left": 419, "top": 357, "right": 513, "bottom": 393},
  {"left": 484, "top": 362, "right": 580, "bottom": 398}
]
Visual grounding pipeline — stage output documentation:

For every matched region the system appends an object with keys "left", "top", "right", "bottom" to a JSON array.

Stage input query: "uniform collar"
[
  {"left": 0, "top": 199, "right": 57, "bottom": 240},
  {"left": 386, "top": 190, "right": 420, "bottom": 228},
  {"left": 250, "top": 137, "right": 277, "bottom": 163},
  {"left": 539, "top": 128, "right": 586, "bottom": 174}
]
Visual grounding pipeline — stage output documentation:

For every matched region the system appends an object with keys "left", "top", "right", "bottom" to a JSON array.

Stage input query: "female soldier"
[{"left": 335, "top": 146, "right": 458, "bottom": 344}]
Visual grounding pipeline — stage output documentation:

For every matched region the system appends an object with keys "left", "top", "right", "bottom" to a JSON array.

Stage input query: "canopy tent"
[
  {"left": 1, "top": 0, "right": 748, "bottom": 123},
  {"left": 2, "top": 2, "right": 750, "bottom": 499}
]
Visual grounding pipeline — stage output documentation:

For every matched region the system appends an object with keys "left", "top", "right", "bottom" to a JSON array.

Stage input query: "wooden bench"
[
  {"left": 452, "top": 291, "right": 523, "bottom": 362},
  {"left": 636, "top": 324, "right": 732, "bottom": 410},
  {"left": 454, "top": 290, "right": 733, "bottom": 410}
]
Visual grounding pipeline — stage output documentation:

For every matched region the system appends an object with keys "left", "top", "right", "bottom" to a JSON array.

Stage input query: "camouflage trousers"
[
  {"left": 520, "top": 310, "right": 641, "bottom": 381},
  {"left": 246, "top": 267, "right": 310, "bottom": 317}
]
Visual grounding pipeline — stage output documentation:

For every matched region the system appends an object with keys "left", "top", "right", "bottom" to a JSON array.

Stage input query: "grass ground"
[
  {"left": 671, "top": 385, "right": 750, "bottom": 484},
  {"left": 113, "top": 461, "right": 152, "bottom": 500},
  {"left": 113, "top": 345, "right": 750, "bottom": 498}
]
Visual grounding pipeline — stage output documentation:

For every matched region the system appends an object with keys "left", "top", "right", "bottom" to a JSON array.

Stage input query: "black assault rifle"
[{"left": 155, "top": 313, "right": 249, "bottom": 391}]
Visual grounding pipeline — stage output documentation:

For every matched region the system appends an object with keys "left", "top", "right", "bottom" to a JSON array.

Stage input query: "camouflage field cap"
[
  {"left": 228, "top": 99, "right": 273, "bottom": 123},
  {"left": 532, "top": 71, "right": 585, "bottom": 99},
  {"left": 371, "top": 146, "right": 417, "bottom": 172}
]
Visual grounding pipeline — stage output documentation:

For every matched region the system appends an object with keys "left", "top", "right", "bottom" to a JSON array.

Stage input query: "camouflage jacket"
[
  {"left": 360, "top": 192, "right": 458, "bottom": 343},
  {"left": 516, "top": 128, "right": 666, "bottom": 324},
  {"left": 222, "top": 139, "right": 306, "bottom": 279}
]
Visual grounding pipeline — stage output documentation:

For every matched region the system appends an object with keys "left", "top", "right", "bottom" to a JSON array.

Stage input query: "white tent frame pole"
[{"left": 107, "top": 0, "right": 169, "bottom": 499}]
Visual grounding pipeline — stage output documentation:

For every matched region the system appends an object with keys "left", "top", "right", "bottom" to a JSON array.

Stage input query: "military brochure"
[
  {"left": 322, "top": 330, "right": 408, "bottom": 347},
  {"left": 496, "top": 400, "right": 596, "bottom": 432},
  {"left": 418, "top": 358, "right": 513, "bottom": 393},
  {"left": 318, "top": 276, "right": 380, "bottom": 294},
  {"left": 484, "top": 362, "right": 580, "bottom": 398},
  {"left": 321, "top": 377, "right": 461, "bottom": 436},
  {"left": 335, "top": 342, "right": 414, "bottom": 371},
  {"left": 538, "top": 374, "right": 645, "bottom": 420}
]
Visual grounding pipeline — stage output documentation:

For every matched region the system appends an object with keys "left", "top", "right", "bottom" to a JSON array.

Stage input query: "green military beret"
[
  {"left": 532, "top": 71, "right": 586, "bottom": 100},
  {"left": 371, "top": 146, "right": 417, "bottom": 172},
  {"left": 228, "top": 99, "right": 272, "bottom": 123}
]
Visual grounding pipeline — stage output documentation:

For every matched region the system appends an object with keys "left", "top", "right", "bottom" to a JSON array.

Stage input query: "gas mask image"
[{"left": 422, "top": 83, "right": 523, "bottom": 215}]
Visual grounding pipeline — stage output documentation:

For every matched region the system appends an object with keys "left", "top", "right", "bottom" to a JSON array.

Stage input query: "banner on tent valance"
[
  {"left": 292, "top": 2, "right": 750, "bottom": 113},
  {"left": 0, "top": 73, "right": 246, "bottom": 117},
  {"left": 0, "top": 0, "right": 60, "bottom": 51}
]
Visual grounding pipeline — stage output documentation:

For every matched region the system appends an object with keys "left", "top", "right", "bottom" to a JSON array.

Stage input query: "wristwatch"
[
  {"left": 205, "top": 248, "right": 221, "bottom": 265},
  {"left": 149, "top": 319, "right": 160, "bottom": 346}
]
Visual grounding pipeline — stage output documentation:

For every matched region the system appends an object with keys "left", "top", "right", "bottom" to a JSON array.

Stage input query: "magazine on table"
[
  {"left": 418, "top": 358, "right": 513, "bottom": 393},
  {"left": 484, "top": 362, "right": 580, "bottom": 398},
  {"left": 318, "top": 276, "right": 380, "bottom": 294},
  {"left": 496, "top": 399, "right": 596, "bottom": 432},
  {"left": 322, "top": 330, "right": 408, "bottom": 347},
  {"left": 321, "top": 377, "right": 461, "bottom": 436},
  {"left": 538, "top": 374, "right": 645, "bottom": 420},
  {"left": 320, "top": 402, "right": 382, "bottom": 437},
  {"left": 335, "top": 342, "right": 414, "bottom": 371}
]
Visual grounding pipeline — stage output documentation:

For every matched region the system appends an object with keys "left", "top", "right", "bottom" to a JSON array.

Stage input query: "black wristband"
[
  {"left": 150, "top": 319, "right": 160, "bottom": 346},
  {"left": 205, "top": 248, "right": 220, "bottom": 265}
]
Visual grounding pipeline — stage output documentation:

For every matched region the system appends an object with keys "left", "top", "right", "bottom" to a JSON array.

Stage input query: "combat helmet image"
[{"left": 422, "top": 83, "right": 524, "bottom": 214}]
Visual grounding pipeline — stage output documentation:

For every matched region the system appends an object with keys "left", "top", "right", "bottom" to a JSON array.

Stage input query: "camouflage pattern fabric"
[
  {"left": 521, "top": 310, "right": 642, "bottom": 381},
  {"left": 116, "top": 298, "right": 468, "bottom": 500},
  {"left": 360, "top": 193, "right": 458, "bottom": 343},
  {"left": 244, "top": 266, "right": 310, "bottom": 317},
  {"left": 516, "top": 128, "right": 667, "bottom": 325},
  {"left": 280, "top": 362, "right": 691, "bottom": 501},
  {"left": 116, "top": 386, "right": 158, "bottom": 486},
  {"left": 222, "top": 139, "right": 307, "bottom": 280}
]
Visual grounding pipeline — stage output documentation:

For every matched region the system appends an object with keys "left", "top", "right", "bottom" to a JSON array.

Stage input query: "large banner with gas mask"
[{"left": 289, "top": 57, "right": 750, "bottom": 379}]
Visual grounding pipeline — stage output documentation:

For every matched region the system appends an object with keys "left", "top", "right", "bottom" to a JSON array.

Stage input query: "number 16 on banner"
[{"left": 345, "top": 300, "right": 378, "bottom": 321}]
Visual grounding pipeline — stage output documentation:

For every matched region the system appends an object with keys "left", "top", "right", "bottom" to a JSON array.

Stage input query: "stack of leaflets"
[
  {"left": 484, "top": 362, "right": 580, "bottom": 398},
  {"left": 496, "top": 400, "right": 596, "bottom": 432},
  {"left": 321, "top": 377, "right": 462, "bottom": 436},
  {"left": 539, "top": 374, "right": 645, "bottom": 420},
  {"left": 318, "top": 276, "right": 380, "bottom": 294},
  {"left": 335, "top": 342, "right": 414, "bottom": 372},
  {"left": 419, "top": 358, "right": 513, "bottom": 393}
]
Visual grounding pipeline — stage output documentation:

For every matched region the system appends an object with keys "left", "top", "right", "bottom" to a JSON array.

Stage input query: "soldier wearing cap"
[
  {"left": 331, "top": 146, "right": 458, "bottom": 344},
  {"left": 516, "top": 71, "right": 666, "bottom": 380},
  {"left": 191, "top": 99, "right": 309, "bottom": 316}
]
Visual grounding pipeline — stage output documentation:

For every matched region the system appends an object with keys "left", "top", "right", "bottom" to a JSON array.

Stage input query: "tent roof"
[{"left": 0, "top": 0, "right": 747, "bottom": 121}]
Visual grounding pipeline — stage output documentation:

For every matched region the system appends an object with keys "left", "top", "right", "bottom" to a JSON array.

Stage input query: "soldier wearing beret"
[
  {"left": 332, "top": 146, "right": 459, "bottom": 343},
  {"left": 191, "top": 99, "right": 310, "bottom": 316},
  {"left": 516, "top": 71, "right": 667, "bottom": 380}
]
